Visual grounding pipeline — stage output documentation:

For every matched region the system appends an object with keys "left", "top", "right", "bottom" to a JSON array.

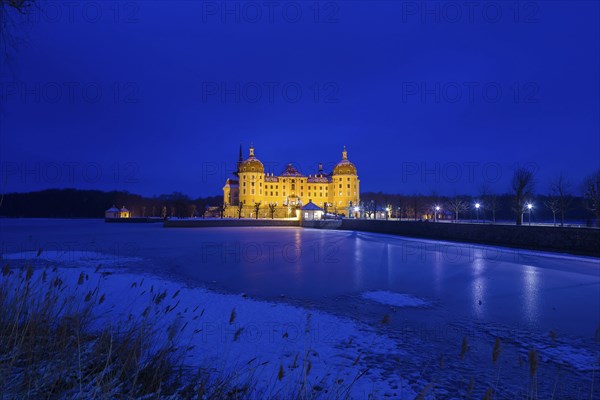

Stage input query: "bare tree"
[
  {"left": 447, "top": 197, "right": 468, "bottom": 221},
  {"left": 268, "top": 203, "right": 276, "bottom": 219},
  {"left": 219, "top": 203, "right": 227, "bottom": 219},
  {"left": 366, "top": 200, "right": 376, "bottom": 219},
  {"left": 511, "top": 167, "right": 535, "bottom": 225},
  {"left": 544, "top": 198, "right": 560, "bottom": 226},
  {"left": 253, "top": 202, "right": 261, "bottom": 219},
  {"left": 583, "top": 170, "right": 600, "bottom": 227},
  {"left": 1, "top": 0, "right": 35, "bottom": 65},
  {"left": 411, "top": 195, "right": 423, "bottom": 221},
  {"left": 480, "top": 184, "right": 499, "bottom": 223},
  {"left": 550, "top": 174, "right": 572, "bottom": 226},
  {"left": 397, "top": 196, "right": 407, "bottom": 220}
]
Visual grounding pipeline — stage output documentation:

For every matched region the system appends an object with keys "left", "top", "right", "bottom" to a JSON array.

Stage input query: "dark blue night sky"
[{"left": 1, "top": 1, "right": 598, "bottom": 197}]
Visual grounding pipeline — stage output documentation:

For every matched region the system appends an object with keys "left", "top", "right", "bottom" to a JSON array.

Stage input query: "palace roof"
[
  {"left": 280, "top": 163, "right": 305, "bottom": 177},
  {"left": 307, "top": 174, "right": 330, "bottom": 183}
]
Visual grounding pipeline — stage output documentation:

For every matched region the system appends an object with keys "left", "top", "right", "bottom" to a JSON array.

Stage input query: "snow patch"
[
  {"left": 1, "top": 251, "right": 143, "bottom": 268},
  {"left": 362, "top": 291, "right": 429, "bottom": 308}
]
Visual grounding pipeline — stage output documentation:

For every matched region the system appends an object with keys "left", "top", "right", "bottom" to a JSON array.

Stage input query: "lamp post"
[
  {"left": 475, "top": 203, "right": 480, "bottom": 223},
  {"left": 527, "top": 203, "right": 533, "bottom": 226},
  {"left": 434, "top": 206, "right": 440, "bottom": 222}
]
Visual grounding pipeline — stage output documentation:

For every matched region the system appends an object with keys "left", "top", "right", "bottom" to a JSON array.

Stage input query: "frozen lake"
[{"left": 1, "top": 219, "right": 599, "bottom": 397}]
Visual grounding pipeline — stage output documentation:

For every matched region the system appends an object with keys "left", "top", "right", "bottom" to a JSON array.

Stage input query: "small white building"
[
  {"left": 300, "top": 200, "right": 324, "bottom": 221},
  {"left": 119, "top": 206, "right": 130, "bottom": 218},
  {"left": 105, "top": 205, "right": 130, "bottom": 219}
]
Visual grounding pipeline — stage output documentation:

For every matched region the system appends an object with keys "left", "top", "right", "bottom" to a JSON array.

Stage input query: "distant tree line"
[
  {"left": 0, "top": 189, "right": 221, "bottom": 219},
  {"left": 360, "top": 168, "right": 600, "bottom": 227},
  {"left": 1, "top": 169, "right": 598, "bottom": 226}
]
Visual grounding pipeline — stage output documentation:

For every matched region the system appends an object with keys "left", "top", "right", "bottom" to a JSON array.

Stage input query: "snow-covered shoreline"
[{"left": 1, "top": 251, "right": 418, "bottom": 398}]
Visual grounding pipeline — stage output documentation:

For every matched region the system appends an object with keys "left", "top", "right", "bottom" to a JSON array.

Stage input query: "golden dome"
[
  {"left": 239, "top": 145, "right": 264, "bottom": 173},
  {"left": 333, "top": 146, "right": 357, "bottom": 175}
]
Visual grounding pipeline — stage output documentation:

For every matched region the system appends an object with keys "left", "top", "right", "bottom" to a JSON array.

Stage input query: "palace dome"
[
  {"left": 333, "top": 147, "right": 357, "bottom": 175},
  {"left": 239, "top": 158, "right": 264, "bottom": 173},
  {"left": 238, "top": 145, "right": 264, "bottom": 173}
]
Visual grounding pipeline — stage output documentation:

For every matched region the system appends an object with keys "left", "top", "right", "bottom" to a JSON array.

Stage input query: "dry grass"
[
  {"left": 0, "top": 259, "right": 372, "bottom": 400},
  {"left": 0, "top": 261, "right": 252, "bottom": 399}
]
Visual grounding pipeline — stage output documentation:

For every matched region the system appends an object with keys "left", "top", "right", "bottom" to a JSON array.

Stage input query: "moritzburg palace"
[{"left": 223, "top": 145, "right": 360, "bottom": 218}]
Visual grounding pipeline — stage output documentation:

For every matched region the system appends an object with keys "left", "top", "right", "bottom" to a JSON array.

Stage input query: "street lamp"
[
  {"left": 434, "top": 205, "right": 440, "bottom": 222},
  {"left": 475, "top": 203, "right": 480, "bottom": 223},
  {"left": 527, "top": 203, "right": 533, "bottom": 226}
]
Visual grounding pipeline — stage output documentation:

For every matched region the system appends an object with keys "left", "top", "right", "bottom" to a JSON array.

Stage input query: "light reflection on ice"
[
  {"left": 522, "top": 264, "right": 540, "bottom": 324},
  {"left": 471, "top": 256, "right": 487, "bottom": 318}
]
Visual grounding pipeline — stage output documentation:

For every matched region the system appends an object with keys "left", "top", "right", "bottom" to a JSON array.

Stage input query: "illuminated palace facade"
[{"left": 223, "top": 145, "right": 360, "bottom": 218}]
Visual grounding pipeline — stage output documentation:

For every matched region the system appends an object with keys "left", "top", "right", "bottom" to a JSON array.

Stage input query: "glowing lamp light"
[
  {"left": 527, "top": 203, "right": 533, "bottom": 210},
  {"left": 475, "top": 203, "right": 480, "bottom": 209},
  {"left": 353, "top": 207, "right": 359, "bottom": 212},
  {"left": 435, "top": 206, "right": 440, "bottom": 211}
]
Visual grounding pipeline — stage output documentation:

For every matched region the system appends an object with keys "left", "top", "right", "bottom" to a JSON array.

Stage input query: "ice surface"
[{"left": 2, "top": 219, "right": 599, "bottom": 397}]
